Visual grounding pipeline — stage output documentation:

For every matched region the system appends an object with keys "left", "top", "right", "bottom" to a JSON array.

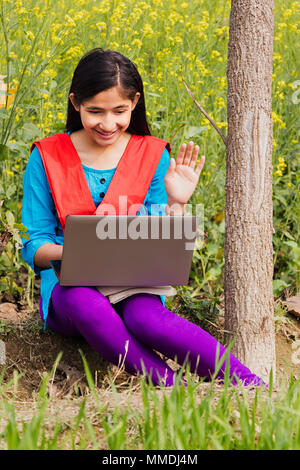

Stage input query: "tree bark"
[{"left": 225, "top": 0, "right": 276, "bottom": 381}]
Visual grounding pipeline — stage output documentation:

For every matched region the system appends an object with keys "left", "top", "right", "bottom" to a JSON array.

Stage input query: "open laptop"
[{"left": 51, "top": 215, "right": 200, "bottom": 286}]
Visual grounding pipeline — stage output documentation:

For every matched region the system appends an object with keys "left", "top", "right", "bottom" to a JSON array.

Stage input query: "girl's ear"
[
  {"left": 131, "top": 92, "right": 140, "bottom": 111},
  {"left": 69, "top": 93, "right": 80, "bottom": 112}
]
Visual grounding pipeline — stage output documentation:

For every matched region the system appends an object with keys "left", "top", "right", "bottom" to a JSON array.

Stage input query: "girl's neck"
[{"left": 70, "top": 129, "right": 132, "bottom": 170}]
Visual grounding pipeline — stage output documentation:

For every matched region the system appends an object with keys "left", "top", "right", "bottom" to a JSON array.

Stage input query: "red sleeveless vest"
[{"left": 31, "top": 133, "right": 170, "bottom": 234}]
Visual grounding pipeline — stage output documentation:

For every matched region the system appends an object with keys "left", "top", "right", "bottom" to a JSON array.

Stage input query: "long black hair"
[{"left": 65, "top": 48, "right": 151, "bottom": 136}]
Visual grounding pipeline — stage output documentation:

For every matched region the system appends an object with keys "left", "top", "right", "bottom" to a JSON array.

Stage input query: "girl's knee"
[
  {"left": 52, "top": 285, "right": 112, "bottom": 322},
  {"left": 121, "top": 294, "right": 165, "bottom": 331}
]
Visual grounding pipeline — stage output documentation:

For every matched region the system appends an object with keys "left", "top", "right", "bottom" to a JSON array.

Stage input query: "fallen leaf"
[
  {"left": 0, "top": 302, "right": 20, "bottom": 321},
  {"left": 283, "top": 295, "right": 300, "bottom": 319}
]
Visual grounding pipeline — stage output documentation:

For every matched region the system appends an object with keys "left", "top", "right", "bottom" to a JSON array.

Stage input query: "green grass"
[{"left": 1, "top": 354, "right": 300, "bottom": 450}]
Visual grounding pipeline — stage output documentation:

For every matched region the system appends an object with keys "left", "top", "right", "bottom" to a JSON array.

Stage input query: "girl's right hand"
[{"left": 164, "top": 141, "right": 205, "bottom": 206}]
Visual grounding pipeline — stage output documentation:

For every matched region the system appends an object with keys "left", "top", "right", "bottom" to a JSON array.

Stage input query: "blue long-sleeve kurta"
[{"left": 21, "top": 135, "right": 171, "bottom": 324}]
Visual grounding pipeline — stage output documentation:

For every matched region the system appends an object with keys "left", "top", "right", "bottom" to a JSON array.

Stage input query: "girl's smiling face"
[{"left": 69, "top": 86, "right": 140, "bottom": 147}]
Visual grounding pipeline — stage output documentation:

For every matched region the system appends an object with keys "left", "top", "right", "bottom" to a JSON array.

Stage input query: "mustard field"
[{"left": 0, "top": 0, "right": 299, "bottom": 313}]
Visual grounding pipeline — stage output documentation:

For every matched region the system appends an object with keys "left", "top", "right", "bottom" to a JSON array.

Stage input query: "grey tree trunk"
[{"left": 225, "top": 0, "right": 276, "bottom": 382}]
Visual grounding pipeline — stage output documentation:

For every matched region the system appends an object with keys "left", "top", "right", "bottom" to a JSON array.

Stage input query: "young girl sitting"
[{"left": 21, "top": 48, "right": 266, "bottom": 388}]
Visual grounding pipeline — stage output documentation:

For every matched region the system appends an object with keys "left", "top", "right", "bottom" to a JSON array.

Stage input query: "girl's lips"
[{"left": 94, "top": 129, "right": 118, "bottom": 140}]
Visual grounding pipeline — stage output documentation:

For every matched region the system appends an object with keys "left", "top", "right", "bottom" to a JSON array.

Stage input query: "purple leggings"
[{"left": 39, "top": 284, "right": 266, "bottom": 387}]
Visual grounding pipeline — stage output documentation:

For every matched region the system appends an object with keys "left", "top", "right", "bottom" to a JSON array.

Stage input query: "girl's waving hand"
[{"left": 164, "top": 141, "right": 205, "bottom": 205}]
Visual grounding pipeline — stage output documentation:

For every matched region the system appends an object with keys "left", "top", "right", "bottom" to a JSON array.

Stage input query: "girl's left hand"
[{"left": 164, "top": 141, "right": 205, "bottom": 205}]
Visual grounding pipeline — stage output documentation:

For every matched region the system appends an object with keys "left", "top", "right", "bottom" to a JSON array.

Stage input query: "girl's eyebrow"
[{"left": 85, "top": 104, "right": 130, "bottom": 110}]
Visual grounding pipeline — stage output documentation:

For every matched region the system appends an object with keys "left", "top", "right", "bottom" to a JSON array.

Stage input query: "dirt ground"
[{"left": 1, "top": 278, "right": 300, "bottom": 400}]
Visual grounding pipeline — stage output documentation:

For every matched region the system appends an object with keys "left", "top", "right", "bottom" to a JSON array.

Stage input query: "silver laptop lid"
[{"left": 59, "top": 215, "right": 199, "bottom": 286}]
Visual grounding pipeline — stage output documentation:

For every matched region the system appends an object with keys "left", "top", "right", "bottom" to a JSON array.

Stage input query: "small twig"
[
  {"left": 169, "top": 123, "right": 187, "bottom": 142},
  {"left": 181, "top": 74, "right": 227, "bottom": 147},
  {"left": 203, "top": 317, "right": 233, "bottom": 334}
]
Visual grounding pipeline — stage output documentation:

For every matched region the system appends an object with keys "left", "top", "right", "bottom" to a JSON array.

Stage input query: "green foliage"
[{"left": 0, "top": 0, "right": 299, "bottom": 304}]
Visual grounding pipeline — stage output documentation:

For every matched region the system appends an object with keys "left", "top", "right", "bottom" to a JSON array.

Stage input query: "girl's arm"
[
  {"left": 34, "top": 243, "right": 63, "bottom": 269},
  {"left": 165, "top": 200, "right": 186, "bottom": 216},
  {"left": 145, "top": 144, "right": 200, "bottom": 215},
  {"left": 21, "top": 146, "right": 63, "bottom": 273}
]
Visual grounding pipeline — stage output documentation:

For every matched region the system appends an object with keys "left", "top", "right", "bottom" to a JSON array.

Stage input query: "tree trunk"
[{"left": 225, "top": 0, "right": 276, "bottom": 382}]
